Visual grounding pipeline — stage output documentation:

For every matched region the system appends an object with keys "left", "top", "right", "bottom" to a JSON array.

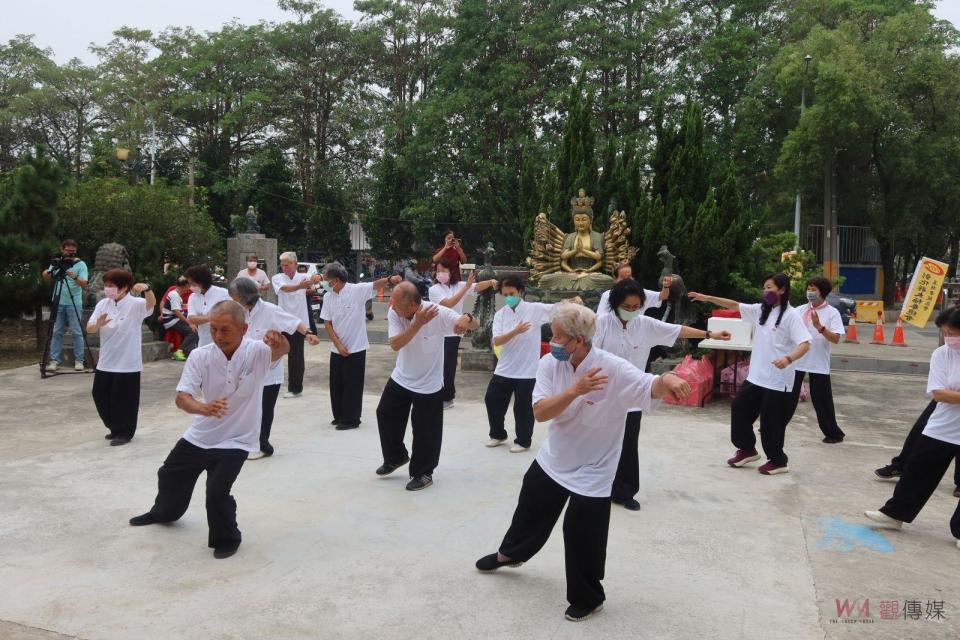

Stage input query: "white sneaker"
[
  {"left": 247, "top": 451, "right": 267, "bottom": 460},
  {"left": 863, "top": 510, "right": 903, "bottom": 529},
  {"left": 48, "top": 360, "right": 59, "bottom": 371},
  {"left": 75, "top": 362, "right": 85, "bottom": 371},
  {"left": 443, "top": 400, "right": 455, "bottom": 410},
  {"left": 485, "top": 438, "right": 507, "bottom": 448},
  {"left": 956, "top": 539, "right": 960, "bottom": 551},
  {"left": 509, "top": 444, "right": 530, "bottom": 453},
  {"left": 283, "top": 392, "right": 302, "bottom": 399}
]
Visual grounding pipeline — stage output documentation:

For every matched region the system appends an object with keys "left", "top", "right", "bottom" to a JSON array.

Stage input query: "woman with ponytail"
[{"left": 688, "top": 273, "right": 811, "bottom": 474}]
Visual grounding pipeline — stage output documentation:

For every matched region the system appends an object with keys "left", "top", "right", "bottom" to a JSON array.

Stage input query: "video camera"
[{"left": 48, "top": 254, "right": 79, "bottom": 277}]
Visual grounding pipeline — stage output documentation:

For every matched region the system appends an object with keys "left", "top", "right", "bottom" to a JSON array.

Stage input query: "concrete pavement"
[{"left": 1, "top": 344, "right": 958, "bottom": 640}]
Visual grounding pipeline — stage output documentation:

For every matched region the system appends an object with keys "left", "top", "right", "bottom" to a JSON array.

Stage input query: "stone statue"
[
  {"left": 244, "top": 205, "right": 260, "bottom": 233},
  {"left": 654, "top": 244, "right": 686, "bottom": 324},
  {"left": 86, "top": 243, "right": 132, "bottom": 307},
  {"left": 527, "top": 189, "right": 636, "bottom": 291},
  {"left": 471, "top": 243, "right": 498, "bottom": 351}
]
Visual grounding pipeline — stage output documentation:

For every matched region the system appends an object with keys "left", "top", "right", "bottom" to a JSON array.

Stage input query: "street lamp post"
[{"left": 793, "top": 54, "right": 812, "bottom": 251}]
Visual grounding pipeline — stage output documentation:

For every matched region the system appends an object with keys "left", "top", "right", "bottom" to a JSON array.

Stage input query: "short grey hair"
[
  {"left": 210, "top": 300, "right": 247, "bottom": 326},
  {"left": 279, "top": 251, "right": 298, "bottom": 263},
  {"left": 550, "top": 302, "right": 596, "bottom": 344},
  {"left": 322, "top": 262, "right": 349, "bottom": 283},
  {"left": 228, "top": 277, "right": 261, "bottom": 308}
]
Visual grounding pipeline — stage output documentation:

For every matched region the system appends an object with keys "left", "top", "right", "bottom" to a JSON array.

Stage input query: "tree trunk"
[{"left": 878, "top": 233, "right": 896, "bottom": 307}]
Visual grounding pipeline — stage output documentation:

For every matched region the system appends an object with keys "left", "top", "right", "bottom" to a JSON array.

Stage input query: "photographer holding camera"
[{"left": 41, "top": 239, "right": 89, "bottom": 371}]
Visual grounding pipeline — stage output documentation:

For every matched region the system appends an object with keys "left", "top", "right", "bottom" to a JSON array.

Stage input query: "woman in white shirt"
[
  {"left": 183, "top": 264, "right": 231, "bottom": 348},
  {"left": 784, "top": 275, "right": 846, "bottom": 443},
  {"left": 85, "top": 269, "right": 156, "bottom": 446},
  {"left": 228, "top": 278, "right": 319, "bottom": 458},
  {"left": 595, "top": 278, "right": 730, "bottom": 511},
  {"left": 235, "top": 254, "right": 271, "bottom": 292},
  {"left": 689, "top": 273, "right": 811, "bottom": 475},
  {"left": 428, "top": 258, "right": 497, "bottom": 409},
  {"left": 475, "top": 303, "right": 690, "bottom": 622},
  {"left": 865, "top": 308, "right": 960, "bottom": 550}
]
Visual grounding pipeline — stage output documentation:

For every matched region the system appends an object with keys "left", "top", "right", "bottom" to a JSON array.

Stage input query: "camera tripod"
[{"left": 39, "top": 265, "right": 95, "bottom": 379}]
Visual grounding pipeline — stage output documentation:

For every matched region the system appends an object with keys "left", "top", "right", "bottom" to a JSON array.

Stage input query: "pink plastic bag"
[{"left": 665, "top": 356, "right": 712, "bottom": 407}]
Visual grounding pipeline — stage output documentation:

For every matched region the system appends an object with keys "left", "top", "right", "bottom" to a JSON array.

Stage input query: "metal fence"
[{"left": 804, "top": 224, "right": 881, "bottom": 264}]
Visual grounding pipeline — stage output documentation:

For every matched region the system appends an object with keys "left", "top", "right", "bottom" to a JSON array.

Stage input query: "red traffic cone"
[
  {"left": 890, "top": 317, "right": 907, "bottom": 347},
  {"left": 379, "top": 287, "right": 385, "bottom": 302},
  {"left": 870, "top": 311, "right": 885, "bottom": 345},
  {"left": 844, "top": 310, "right": 859, "bottom": 343}
]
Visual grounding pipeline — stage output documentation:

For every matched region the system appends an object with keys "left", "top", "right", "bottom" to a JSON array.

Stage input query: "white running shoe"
[
  {"left": 509, "top": 444, "right": 530, "bottom": 453},
  {"left": 485, "top": 438, "right": 507, "bottom": 448},
  {"left": 48, "top": 360, "right": 59, "bottom": 371},
  {"left": 283, "top": 392, "right": 302, "bottom": 399},
  {"left": 863, "top": 510, "right": 903, "bottom": 529},
  {"left": 75, "top": 362, "right": 85, "bottom": 371},
  {"left": 247, "top": 451, "right": 267, "bottom": 460},
  {"left": 443, "top": 400, "right": 455, "bottom": 410}
]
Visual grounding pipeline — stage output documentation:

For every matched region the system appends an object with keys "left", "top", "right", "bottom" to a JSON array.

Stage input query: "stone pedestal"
[
  {"left": 461, "top": 348, "right": 497, "bottom": 372},
  {"left": 227, "top": 233, "right": 278, "bottom": 303}
]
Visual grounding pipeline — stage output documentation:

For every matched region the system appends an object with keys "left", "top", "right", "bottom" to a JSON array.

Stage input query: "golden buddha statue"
[{"left": 527, "top": 189, "right": 636, "bottom": 291}]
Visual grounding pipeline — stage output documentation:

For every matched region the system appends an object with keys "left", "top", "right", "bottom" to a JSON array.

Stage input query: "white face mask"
[{"left": 247, "top": 261, "right": 258, "bottom": 270}]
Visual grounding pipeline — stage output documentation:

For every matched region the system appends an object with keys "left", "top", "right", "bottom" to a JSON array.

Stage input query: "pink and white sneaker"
[
  {"left": 727, "top": 449, "right": 761, "bottom": 467},
  {"left": 758, "top": 461, "right": 789, "bottom": 475}
]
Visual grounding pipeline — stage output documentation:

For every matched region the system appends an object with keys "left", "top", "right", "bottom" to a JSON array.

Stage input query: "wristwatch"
[
  {"left": 465, "top": 313, "right": 474, "bottom": 322},
  {"left": 705, "top": 330, "right": 712, "bottom": 339}
]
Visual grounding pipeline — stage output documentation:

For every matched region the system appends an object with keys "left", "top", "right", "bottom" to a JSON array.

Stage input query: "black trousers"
[
  {"left": 785, "top": 370, "right": 845, "bottom": 440},
  {"left": 167, "top": 319, "right": 198, "bottom": 355},
  {"left": 147, "top": 438, "right": 248, "bottom": 549},
  {"left": 284, "top": 331, "right": 305, "bottom": 394},
  {"left": 731, "top": 380, "right": 791, "bottom": 465},
  {"left": 330, "top": 350, "right": 367, "bottom": 427},
  {"left": 92, "top": 370, "right": 141, "bottom": 440},
  {"left": 441, "top": 336, "right": 461, "bottom": 401},
  {"left": 260, "top": 384, "right": 280, "bottom": 454},
  {"left": 890, "top": 400, "right": 960, "bottom": 486},
  {"left": 612, "top": 411, "right": 643, "bottom": 502},
  {"left": 499, "top": 461, "right": 611, "bottom": 610},
  {"left": 880, "top": 434, "right": 960, "bottom": 539},
  {"left": 484, "top": 375, "right": 536, "bottom": 447},
  {"left": 376, "top": 378, "right": 443, "bottom": 478}
]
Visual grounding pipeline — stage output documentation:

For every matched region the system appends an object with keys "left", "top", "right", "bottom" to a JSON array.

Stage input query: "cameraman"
[{"left": 41, "top": 239, "right": 88, "bottom": 371}]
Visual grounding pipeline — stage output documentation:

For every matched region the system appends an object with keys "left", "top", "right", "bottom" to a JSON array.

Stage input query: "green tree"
[{"left": 306, "top": 169, "right": 352, "bottom": 263}]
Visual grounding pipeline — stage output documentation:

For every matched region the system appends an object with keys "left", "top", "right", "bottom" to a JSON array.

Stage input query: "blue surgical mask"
[
  {"left": 806, "top": 291, "right": 820, "bottom": 303},
  {"left": 504, "top": 295, "right": 521, "bottom": 308},
  {"left": 320, "top": 281, "right": 332, "bottom": 293},
  {"left": 549, "top": 339, "right": 573, "bottom": 361},
  {"left": 617, "top": 308, "right": 641, "bottom": 321}
]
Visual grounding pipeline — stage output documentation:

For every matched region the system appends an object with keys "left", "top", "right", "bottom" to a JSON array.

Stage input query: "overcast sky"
[{"left": 3, "top": 0, "right": 959, "bottom": 64}]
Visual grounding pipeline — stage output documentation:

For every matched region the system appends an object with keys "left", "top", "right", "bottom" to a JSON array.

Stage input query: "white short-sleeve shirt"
[
  {"left": 177, "top": 338, "right": 274, "bottom": 452},
  {"left": 593, "top": 313, "right": 681, "bottom": 373},
  {"left": 388, "top": 302, "right": 461, "bottom": 394},
  {"left": 739, "top": 303, "right": 812, "bottom": 392},
  {"left": 922, "top": 345, "right": 960, "bottom": 446},
  {"left": 88, "top": 294, "right": 153, "bottom": 372},
  {"left": 597, "top": 287, "right": 662, "bottom": 317},
  {"left": 236, "top": 268, "right": 270, "bottom": 288},
  {"left": 320, "top": 282, "right": 375, "bottom": 353},
  {"left": 794, "top": 302, "right": 844, "bottom": 375},
  {"left": 190, "top": 286, "right": 232, "bottom": 347},
  {"left": 492, "top": 300, "right": 554, "bottom": 379},
  {"left": 272, "top": 272, "right": 311, "bottom": 326},
  {"left": 429, "top": 282, "right": 477, "bottom": 337},
  {"left": 533, "top": 347, "right": 660, "bottom": 497},
  {"left": 246, "top": 300, "right": 301, "bottom": 386}
]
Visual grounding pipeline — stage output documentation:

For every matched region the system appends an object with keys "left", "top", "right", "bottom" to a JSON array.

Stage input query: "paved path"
[{"left": 1, "top": 346, "right": 957, "bottom": 639}]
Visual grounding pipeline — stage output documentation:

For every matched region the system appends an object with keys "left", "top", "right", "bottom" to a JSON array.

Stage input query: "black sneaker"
[
  {"left": 475, "top": 553, "right": 524, "bottom": 572},
  {"left": 565, "top": 603, "right": 603, "bottom": 622},
  {"left": 104, "top": 433, "right": 116, "bottom": 440},
  {"left": 874, "top": 465, "right": 901, "bottom": 481},
  {"left": 954, "top": 486, "right": 960, "bottom": 499},
  {"left": 129, "top": 513, "right": 159, "bottom": 526},
  {"left": 613, "top": 498, "right": 641, "bottom": 512},
  {"left": 110, "top": 437, "right": 131, "bottom": 447},
  {"left": 376, "top": 457, "right": 410, "bottom": 476},
  {"left": 331, "top": 420, "right": 339, "bottom": 426},
  {"left": 822, "top": 436, "right": 844, "bottom": 444},
  {"left": 335, "top": 422, "right": 359, "bottom": 431},
  {"left": 405, "top": 474, "right": 433, "bottom": 491},
  {"left": 213, "top": 542, "right": 240, "bottom": 559}
]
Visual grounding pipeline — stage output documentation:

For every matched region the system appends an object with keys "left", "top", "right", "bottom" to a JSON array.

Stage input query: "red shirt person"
[{"left": 431, "top": 230, "right": 467, "bottom": 282}]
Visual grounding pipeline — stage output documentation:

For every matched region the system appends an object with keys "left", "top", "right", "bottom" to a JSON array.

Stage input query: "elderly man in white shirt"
[
  {"left": 129, "top": 300, "right": 289, "bottom": 559},
  {"left": 320, "top": 262, "right": 402, "bottom": 430},
  {"left": 272, "top": 251, "right": 320, "bottom": 398},
  {"left": 475, "top": 303, "right": 690, "bottom": 622},
  {"left": 229, "top": 278, "right": 320, "bottom": 459},
  {"left": 375, "top": 282, "right": 478, "bottom": 491}
]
